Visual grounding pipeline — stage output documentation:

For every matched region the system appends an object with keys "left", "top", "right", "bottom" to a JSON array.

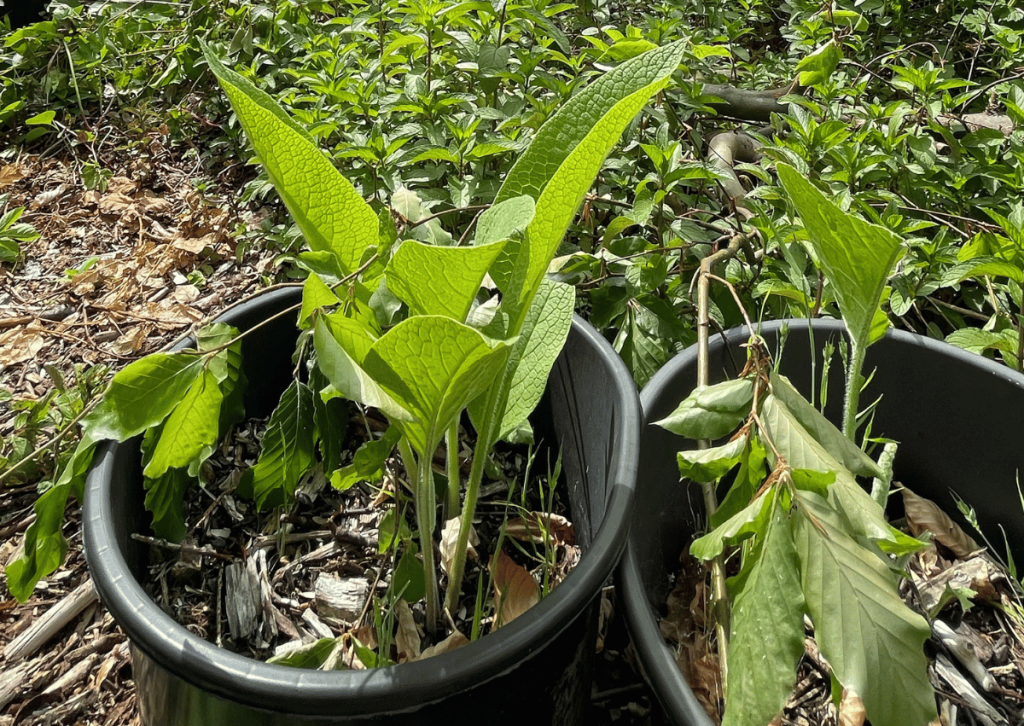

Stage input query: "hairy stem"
[
  {"left": 399, "top": 436, "right": 440, "bottom": 634},
  {"left": 446, "top": 420, "right": 461, "bottom": 520},
  {"left": 842, "top": 340, "right": 866, "bottom": 440}
]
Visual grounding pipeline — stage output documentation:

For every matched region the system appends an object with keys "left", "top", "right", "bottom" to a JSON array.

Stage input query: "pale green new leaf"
[
  {"left": 654, "top": 378, "right": 753, "bottom": 441},
  {"left": 144, "top": 367, "right": 224, "bottom": 478},
  {"left": 203, "top": 47, "right": 377, "bottom": 273},
  {"left": 759, "top": 392, "right": 892, "bottom": 543},
  {"left": 723, "top": 504, "right": 805, "bottom": 726},
  {"left": 300, "top": 273, "right": 341, "bottom": 328},
  {"left": 794, "top": 491, "right": 936, "bottom": 726},
  {"left": 386, "top": 239, "right": 506, "bottom": 322},
  {"left": 313, "top": 314, "right": 413, "bottom": 423},
  {"left": 677, "top": 435, "right": 747, "bottom": 483},
  {"left": 795, "top": 40, "right": 842, "bottom": 86},
  {"left": 248, "top": 380, "right": 316, "bottom": 510},
  {"left": 691, "top": 489, "right": 774, "bottom": 561},
  {"left": 777, "top": 164, "right": 904, "bottom": 353},
  {"left": 363, "top": 316, "right": 511, "bottom": 456}
]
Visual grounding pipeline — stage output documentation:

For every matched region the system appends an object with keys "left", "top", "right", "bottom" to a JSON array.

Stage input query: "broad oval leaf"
[
  {"left": 691, "top": 488, "right": 775, "bottom": 561},
  {"left": 144, "top": 366, "right": 224, "bottom": 478},
  {"left": 300, "top": 273, "right": 342, "bottom": 328},
  {"left": 676, "top": 435, "right": 747, "bottom": 484},
  {"left": 248, "top": 380, "right": 316, "bottom": 510}
]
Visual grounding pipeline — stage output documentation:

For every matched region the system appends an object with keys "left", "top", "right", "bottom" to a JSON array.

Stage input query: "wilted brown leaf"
[
  {"left": 32, "top": 185, "right": 65, "bottom": 209},
  {"left": 504, "top": 512, "right": 575, "bottom": 547},
  {"left": 107, "top": 176, "right": 137, "bottom": 195},
  {"left": 839, "top": 689, "right": 866, "bottom": 726},
  {"left": 113, "top": 326, "right": 150, "bottom": 355},
  {"left": 394, "top": 600, "right": 421, "bottom": 663},
  {"left": 172, "top": 233, "right": 217, "bottom": 255},
  {"left": 903, "top": 488, "right": 980, "bottom": 558},
  {"left": 142, "top": 301, "right": 202, "bottom": 324},
  {"left": 0, "top": 163, "right": 26, "bottom": 189},
  {"left": 171, "top": 285, "right": 201, "bottom": 304},
  {"left": 491, "top": 550, "right": 539, "bottom": 628},
  {"left": 415, "top": 630, "right": 469, "bottom": 661},
  {"left": 0, "top": 325, "right": 45, "bottom": 365},
  {"left": 98, "top": 192, "right": 134, "bottom": 214},
  {"left": 439, "top": 517, "right": 478, "bottom": 576},
  {"left": 138, "top": 193, "right": 173, "bottom": 217}
]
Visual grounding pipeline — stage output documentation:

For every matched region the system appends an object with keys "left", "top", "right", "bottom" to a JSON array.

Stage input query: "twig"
[
  {"left": 3, "top": 579, "right": 98, "bottom": 662},
  {"left": 131, "top": 533, "right": 234, "bottom": 562}
]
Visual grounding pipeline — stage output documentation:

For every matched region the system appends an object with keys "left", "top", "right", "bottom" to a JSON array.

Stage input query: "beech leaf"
[
  {"left": 902, "top": 488, "right": 980, "bottom": 558},
  {"left": 491, "top": 549, "right": 540, "bottom": 628}
]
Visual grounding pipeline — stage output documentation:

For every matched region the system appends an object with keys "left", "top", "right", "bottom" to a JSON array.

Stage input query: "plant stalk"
[
  {"left": 399, "top": 436, "right": 441, "bottom": 634},
  {"left": 446, "top": 420, "right": 461, "bottom": 520},
  {"left": 841, "top": 340, "right": 866, "bottom": 440},
  {"left": 697, "top": 256, "right": 730, "bottom": 698}
]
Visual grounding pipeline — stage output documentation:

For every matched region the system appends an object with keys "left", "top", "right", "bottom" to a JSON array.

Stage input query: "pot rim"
[
  {"left": 84, "top": 287, "right": 641, "bottom": 716},
  {"left": 619, "top": 317, "right": 1024, "bottom": 726}
]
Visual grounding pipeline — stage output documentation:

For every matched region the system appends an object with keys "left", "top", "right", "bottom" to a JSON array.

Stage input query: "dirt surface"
[{"left": 0, "top": 148, "right": 658, "bottom": 724}]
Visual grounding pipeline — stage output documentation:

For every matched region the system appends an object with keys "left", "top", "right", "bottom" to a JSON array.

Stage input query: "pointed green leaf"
[
  {"left": 691, "top": 489, "right": 775, "bottom": 561},
  {"left": 363, "top": 316, "right": 511, "bottom": 456},
  {"left": 394, "top": 540, "right": 426, "bottom": 602},
  {"left": 310, "top": 366, "right": 348, "bottom": 474},
  {"left": 941, "top": 256, "right": 1024, "bottom": 285},
  {"left": 475, "top": 195, "right": 535, "bottom": 246},
  {"left": 144, "top": 367, "right": 224, "bottom": 478},
  {"left": 203, "top": 46, "right": 377, "bottom": 273},
  {"left": 777, "top": 163, "right": 904, "bottom": 353},
  {"left": 313, "top": 314, "right": 413, "bottom": 423},
  {"left": 268, "top": 638, "right": 344, "bottom": 668},
  {"left": 769, "top": 372, "right": 883, "bottom": 479},
  {"left": 331, "top": 427, "right": 401, "bottom": 491},
  {"left": 301, "top": 273, "right": 342, "bottom": 328},
  {"left": 795, "top": 40, "right": 842, "bottom": 86},
  {"left": 86, "top": 353, "right": 204, "bottom": 442},
  {"left": 491, "top": 279, "right": 574, "bottom": 439},
  {"left": 386, "top": 239, "right": 506, "bottom": 322},
  {"left": 711, "top": 435, "right": 768, "bottom": 527},
  {"left": 249, "top": 380, "right": 316, "bottom": 510},
  {"left": 723, "top": 504, "right": 805, "bottom": 726},
  {"left": 696, "top": 377, "right": 755, "bottom": 412},
  {"left": 677, "top": 435, "right": 747, "bottom": 484},
  {"left": 144, "top": 466, "right": 192, "bottom": 542},
  {"left": 794, "top": 491, "right": 936, "bottom": 726},
  {"left": 759, "top": 391, "right": 892, "bottom": 543}
]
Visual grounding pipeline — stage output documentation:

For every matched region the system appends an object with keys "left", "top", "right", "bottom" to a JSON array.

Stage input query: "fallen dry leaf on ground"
[
  {"left": 839, "top": 688, "right": 866, "bottom": 726},
  {"left": 415, "top": 630, "right": 469, "bottom": 661},
  {"left": 903, "top": 488, "right": 980, "bottom": 557},
  {"left": 439, "top": 517, "right": 478, "bottom": 576},
  {"left": 0, "top": 325, "right": 45, "bottom": 366},
  {"left": 490, "top": 550, "right": 539, "bottom": 628},
  {"left": 394, "top": 600, "right": 421, "bottom": 662},
  {"left": 504, "top": 511, "right": 575, "bottom": 547}
]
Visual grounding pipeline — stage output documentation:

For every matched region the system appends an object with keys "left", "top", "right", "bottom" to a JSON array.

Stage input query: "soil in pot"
[
  {"left": 624, "top": 319, "right": 1024, "bottom": 726},
  {"left": 137, "top": 403, "right": 583, "bottom": 666}
]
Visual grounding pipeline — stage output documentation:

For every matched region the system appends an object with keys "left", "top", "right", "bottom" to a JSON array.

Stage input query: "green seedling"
[{"left": 656, "top": 164, "right": 935, "bottom": 726}]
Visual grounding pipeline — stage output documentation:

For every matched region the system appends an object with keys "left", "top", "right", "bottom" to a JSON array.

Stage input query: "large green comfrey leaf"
[
  {"left": 777, "top": 164, "right": 904, "bottom": 354},
  {"left": 723, "top": 503, "right": 806, "bottom": 726},
  {"left": 475, "top": 195, "right": 535, "bottom": 246},
  {"left": 363, "top": 316, "right": 511, "bottom": 456},
  {"left": 386, "top": 239, "right": 506, "bottom": 322},
  {"left": 794, "top": 491, "right": 936, "bottom": 726},
  {"left": 203, "top": 46, "right": 377, "bottom": 274}
]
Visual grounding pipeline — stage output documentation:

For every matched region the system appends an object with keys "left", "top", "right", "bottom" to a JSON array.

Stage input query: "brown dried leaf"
[
  {"left": 31, "top": 185, "right": 65, "bottom": 209},
  {"left": 504, "top": 512, "right": 576, "bottom": 547},
  {"left": 98, "top": 192, "right": 134, "bottom": 215},
  {"left": 394, "top": 600, "right": 421, "bottom": 663},
  {"left": 0, "top": 163, "right": 26, "bottom": 189},
  {"left": 107, "top": 176, "right": 137, "bottom": 195},
  {"left": 112, "top": 326, "right": 150, "bottom": 355},
  {"left": 0, "top": 325, "right": 45, "bottom": 365},
  {"left": 839, "top": 688, "right": 866, "bottom": 726},
  {"left": 138, "top": 193, "right": 173, "bottom": 217},
  {"left": 142, "top": 301, "right": 202, "bottom": 324},
  {"left": 490, "top": 550, "right": 539, "bottom": 629},
  {"left": 439, "top": 517, "right": 478, "bottom": 576},
  {"left": 903, "top": 488, "right": 980, "bottom": 558},
  {"left": 171, "top": 233, "right": 217, "bottom": 255},
  {"left": 415, "top": 630, "right": 469, "bottom": 661},
  {"left": 171, "top": 285, "right": 201, "bottom": 304}
]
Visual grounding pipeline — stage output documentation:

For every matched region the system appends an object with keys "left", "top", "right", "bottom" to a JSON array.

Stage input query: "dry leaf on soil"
[
  {"left": 440, "top": 517, "right": 478, "bottom": 576},
  {"left": 490, "top": 549, "right": 539, "bottom": 629},
  {"left": 113, "top": 326, "right": 150, "bottom": 356},
  {"left": 394, "top": 599, "right": 421, "bottom": 662},
  {"left": 504, "top": 512, "right": 575, "bottom": 547},
  {"left": 839, "top": 689, "right": 867, "bottom": 726},
  {"left": 903, "top": 488, "right": 980, "bottom": 557},
  {"left": 0, "top": 163, "right": 26, "bottom": 189},
  {"left": 414, "top": 630, "right": 469, "bottom": 661},
  {"left": 0, "top": 325, "right": 45, "bottom": 365}
]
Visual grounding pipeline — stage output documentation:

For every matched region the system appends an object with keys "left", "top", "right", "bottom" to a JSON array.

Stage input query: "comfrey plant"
[
  {"left": 657, "top": 163, "right": 937, "bottom": 726},
  {"left": 7, "top": 41, "right": 687, "bottom": 642}
]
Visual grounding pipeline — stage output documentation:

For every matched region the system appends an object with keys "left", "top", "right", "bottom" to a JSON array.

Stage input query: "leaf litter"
[{"left": 663, "top": 487, "right": 1024, "bottom": 726}]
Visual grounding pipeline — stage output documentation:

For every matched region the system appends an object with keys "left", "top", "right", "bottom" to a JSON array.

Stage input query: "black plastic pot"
[
  {"left": 619, "top": 319, "right": 1024, "bottom": 726},
  {"left": 83, "top": 287, "right": 641, "bottom": 726}
]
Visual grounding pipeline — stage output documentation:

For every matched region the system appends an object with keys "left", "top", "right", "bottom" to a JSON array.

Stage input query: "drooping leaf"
[
  {"left": 676, "top": 435, "right": 747, "bottom": 484},
  {"left": 330, "top": 426, "right": 400, "bottom": 491},
  {"left": 722, "top": 503, "right": 806, "bottom": 726},
  {"left": 654, "top": 378, "right": 753, "bottom": 440},
  {"left": 310, "top": 365, "right": 348, "bottom": 474},
  {"left": 300, "top": 273, "right": 342, "bottom": 328},
  {"left": 362, "top": 316, "right": 511, "bottom": 456},
  {"left": 691, "top": 489, "right": 775, "bottom": 561},
  {"left": 902, "top": 488, "right": 979, "bottom": 558},
  {"left": 313, "top": 314, "right": 413, "bottom": 423},
  {"left": 202, "top": 46, "right": 377, "bottom": 273},
  {"left": 793, "top": 491, "right": 936, "bottom": 726},
  {"left": 491, "top": 549, "right": 540, "bottom": 628},
  {"left": 247, "top": 380, "right": 316, "bottom": 510},
  {"left": 386, "top": 239, "right": 506, "bottom": 322},
  {"left": 711, "top": 434, "right": 768, "bottom": 527},
  {"left": 795, "top": 40, "right": 842, "bottom": 86},
  {"left": 777, "top": 163, "right": 904, "bottom": 354},
  {"left": 144, "top": 367, "right": 224, "bottom": 478},
  {"left": 759, "top": 392, "right": 892, "bottom": 543},
  {"left": 143, "top": 466, "right": 192, "bottom": 542}
]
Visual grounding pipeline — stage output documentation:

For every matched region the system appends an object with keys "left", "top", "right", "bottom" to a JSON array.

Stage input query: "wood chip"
[
  {"left": 314, "top": 574, "right": 369, "bottom": 623},
  {"left": 4, "top": 580, "right": 98, "bottom": 662},
  {"left": 224, "top": 559, "right": 261, "bottom": 641}
]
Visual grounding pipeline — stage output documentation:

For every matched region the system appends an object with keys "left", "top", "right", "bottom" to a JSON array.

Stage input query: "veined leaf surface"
[
  {"left": 794, "top": 491, "right": 936, "bottom": 726},
  {"left": 248, "top": 380, "right": 316, "bottom": 510},
  {"left": 363, "top": 316, "right": 511, "bottom": 456},
  {"left": 777, "top": 164, "right": 904, "bottom": 353},
  {"left": 144, "top": 367, "right": 224, "bottom": 478},
  {"left": 203, "top": 47, "right": 378, "bottom": 274}
]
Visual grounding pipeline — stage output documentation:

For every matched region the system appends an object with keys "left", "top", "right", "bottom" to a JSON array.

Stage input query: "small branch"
[
  {"left": 707, "top": 130, "right": 763, "bottom": 220},
  {"left": 131, "top": 533, "right": 234, "bottom": 562}
]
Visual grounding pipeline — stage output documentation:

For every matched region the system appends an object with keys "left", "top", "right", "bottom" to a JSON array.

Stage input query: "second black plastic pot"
[
  {"left": 83, "top": 287, "right": 641, "bottom": 726},
  {"left": 619, "top": 319, "right": 1024, "bottom": 725}
]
